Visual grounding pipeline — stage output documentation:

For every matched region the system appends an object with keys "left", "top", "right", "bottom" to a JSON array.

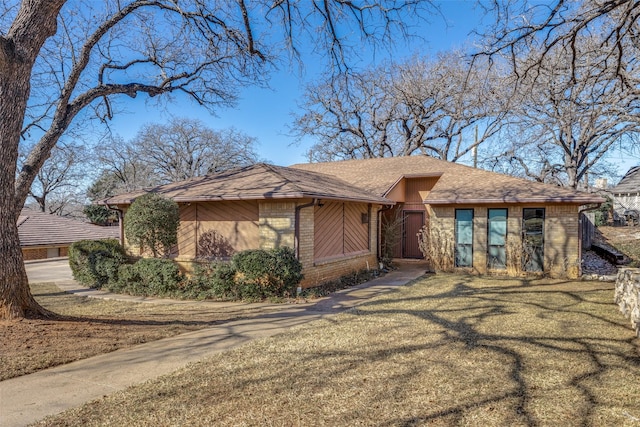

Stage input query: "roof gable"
[
  {"left": 611, "top": 166, "right": 640, "bottom": 194},
  {"left": 291, "top": 156, "right": 604, "bottom": 205},
  {"left": 102, "top": 163, "right": 392, "bottom": 206}
]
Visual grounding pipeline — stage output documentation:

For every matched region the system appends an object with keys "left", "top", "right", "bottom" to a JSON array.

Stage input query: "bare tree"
[
  {"left": 22, "top": 142, "right": 90, "bottom": 215},
  {"left": 294, "top": 52, "right": 509, "bottom": 162},
  {"left": 480, "top": 36, "right": 640, "bottom": 189},
  {"left": 136, "top": 118, "right": 259, "bottom": 182},
  {"left": 0, "top": 0, "right": 434, "bottom": 319},
  {"left": 480, "top": 0, "right": 640, "bottom": 88}
]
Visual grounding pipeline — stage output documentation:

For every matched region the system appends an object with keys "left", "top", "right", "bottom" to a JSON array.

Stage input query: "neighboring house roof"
[
  {"left": 610, "top": 166, "right": 640, "bottom": 195},
  {"left": 18, "top": 209, "right": 119, "bottom": 248},
  {"left": 101, "top": 163, "right": 392, "bottom": 206},
  {"left": 291, "top": 156, "right": 604, "bottom": 205}
]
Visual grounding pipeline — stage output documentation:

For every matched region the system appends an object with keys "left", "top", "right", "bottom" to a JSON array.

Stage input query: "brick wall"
[
  {"left": 259, "top": 201, "right": 296, "bottom": 250},
  {"left": 428, "top": 203, "right": 582, "bottom": 279},
  {"left": 22, "top": 246, "right": 67, "bottom": 261}
]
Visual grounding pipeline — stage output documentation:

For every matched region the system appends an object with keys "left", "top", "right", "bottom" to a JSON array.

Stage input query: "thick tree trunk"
[
  {"left": 0, "top": 1, "right": 64, "bottom": 319},
  {"left": 0, "top": 67, "right": 52, "bottom": 319}
]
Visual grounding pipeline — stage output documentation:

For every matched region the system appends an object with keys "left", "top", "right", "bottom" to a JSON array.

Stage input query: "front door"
[
  {"left": 523, "top": 208, "right": 545, "bottom": 272},
  {"left": 403, "top": 211, "right": 424, "bottom": 259}
]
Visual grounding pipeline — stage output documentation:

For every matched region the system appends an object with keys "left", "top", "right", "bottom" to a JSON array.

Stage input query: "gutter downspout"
[{"left": 294, "top": 199, "right": 318, "bottom": 259}]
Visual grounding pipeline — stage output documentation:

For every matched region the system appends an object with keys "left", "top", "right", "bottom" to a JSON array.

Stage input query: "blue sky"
[
  {"left": 105, "top": 1, "right": 636, "bottom": 177},
  {"left": 108, "top": 1, "right": 487, "bottom": 166}
]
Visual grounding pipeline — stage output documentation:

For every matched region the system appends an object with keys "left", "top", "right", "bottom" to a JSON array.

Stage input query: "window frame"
[
  {"left": 455, "top": 208, "right": 474, "bottom": 267},
  {"left": 487, "top": 208, "right": 508, "bottom": 270}
]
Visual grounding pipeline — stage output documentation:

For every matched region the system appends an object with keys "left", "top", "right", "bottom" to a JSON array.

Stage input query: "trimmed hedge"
[
  {"left": 187, "top": 247, "right": 304, "bottom": 301},
  {"left": 108, "top": 258, "right": 183, "bottom": 297},
  {"left": 68, "top": 239, "right": 127, "bottom": 288}
]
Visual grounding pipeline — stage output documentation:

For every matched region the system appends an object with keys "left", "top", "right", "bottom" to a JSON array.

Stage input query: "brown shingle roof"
[
  {"left": 101, "top": 163, "right": 392, "bottom": 206},
  {"left": 611, "top": 166, "right": 640, "bottom": 194},
  {"left": 291, "top": 156, "right": 604, "bottom": 205},
  {"left": 18, "top": 209, "right": 119, "bottom": 248}
]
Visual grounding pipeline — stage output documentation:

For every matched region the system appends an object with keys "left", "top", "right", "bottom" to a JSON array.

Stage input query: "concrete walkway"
[{"left": 2, "top": 260, "right": 428, "bottom": 427}]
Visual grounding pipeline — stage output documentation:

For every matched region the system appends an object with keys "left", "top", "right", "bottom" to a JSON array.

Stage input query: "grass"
[
  {"left": 597, "top": 226, "right": 640, "bottom": 267},
  {"left": 0, "top": 282, "right": 293, "bottom": 381},
  {"left": 34, "top": 274, "right": 640, "bottom": 426}
]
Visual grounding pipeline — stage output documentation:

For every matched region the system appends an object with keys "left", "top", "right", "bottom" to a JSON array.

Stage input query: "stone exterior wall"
[
  {"left": 428, "top": 203, "right": 582, "bottom": 279},
  {"left": 615, "top": 268, "right": 640, "bottom": 337}
]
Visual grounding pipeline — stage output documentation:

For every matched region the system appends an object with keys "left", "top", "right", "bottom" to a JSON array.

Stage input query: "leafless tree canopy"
[
  {"left": 21, "top": 141, "right": 90, "bottom": 215},
  {"left": 0, "top": 0, "right": 435, "bottom": 318},
  {"left": 293, "top": 52, "right": 509, "bottom": 162},
  {"left": 91, "top": 118, "right": 260, "bottom": 198},
  {"left": 476, "top": 1, "right": 640, "bottom": 188},
  {"left": 480, "top": 0, "right": 640, "bottom": 88}
]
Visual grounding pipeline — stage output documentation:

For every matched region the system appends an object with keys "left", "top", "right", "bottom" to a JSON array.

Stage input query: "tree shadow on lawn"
[{"left": 293, "top": 275, "right": 640, "bottom": 426}]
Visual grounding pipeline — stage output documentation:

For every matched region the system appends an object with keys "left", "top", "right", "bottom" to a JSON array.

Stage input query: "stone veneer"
[{"left": 615, "top": 268, "right": 640, "bottom": 337}]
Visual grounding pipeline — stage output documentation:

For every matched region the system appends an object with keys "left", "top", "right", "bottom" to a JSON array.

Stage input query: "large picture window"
[
  {"left": 487, "top": 209, "right": 507, "bottom": 269},
  {"left": 455, "top": 209, "right": 473, "bottom": 267}
]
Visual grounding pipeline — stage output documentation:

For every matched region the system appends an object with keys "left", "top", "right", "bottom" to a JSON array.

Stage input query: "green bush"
[
  {"left": 124, "top": 193, "right": 179, "bottom": 257},
  {"left": 185, "top": 262, "right": 238, "bottom": 300},
  {"left": 68, "top": 239, "right": 127, "bottom": 288},
  {"left": 186, "top": 247, "right": 303, "bottom": 301},
  {"left": 232, "top": 247, "right": 303, "bottom": 300},
  {"left": 109, "top": 258, "right": 183, "bottom": 297}
]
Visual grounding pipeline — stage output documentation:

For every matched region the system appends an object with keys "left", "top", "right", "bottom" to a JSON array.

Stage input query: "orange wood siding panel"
[
  {"left": 314, "top": 202, "right": 344, "bottom": 259},
  {"left": 404, "top": 177, "right": 438, "bottom": 210},
  {"left": 196, "top": 201, "right": 259, "bottom": 255},
  {"left": 315, "top": 201, "right": 369, "bottom": 260},
  {"left": 177, "top": 203, "right": 197, "bottom": 257},
  {"left": 344, "top": 203, "right": 369, "bottom": 253}
]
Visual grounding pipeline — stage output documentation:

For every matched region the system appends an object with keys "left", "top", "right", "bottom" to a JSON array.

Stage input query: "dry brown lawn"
[
  {"left": 598, "top": 225, "right": 640, "bottom": 266},
  {"left": 34, "top": 274, "right": 640, "bottom": 427},
  {"left": 0, "top": 282, "right": 289, "bottom": 381}
]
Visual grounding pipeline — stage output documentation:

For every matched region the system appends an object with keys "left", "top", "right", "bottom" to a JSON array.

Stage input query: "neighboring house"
[
  {"left": 18, "top": 208, "right": 119, "bottom": 261},
  {"left": 101, "top": 157, "right": 603, "bottom": 286},
  {"left": 610, "top": 166, "right": 640, "bottom": 223}
]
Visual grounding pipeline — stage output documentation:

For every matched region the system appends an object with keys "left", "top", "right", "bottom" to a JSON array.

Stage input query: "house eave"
[
  {"left": 105, "top": 192, "right": 393, "bottom": 206},
  {"left": 425, "top": 196, "right": 606, "bottom": 205}
]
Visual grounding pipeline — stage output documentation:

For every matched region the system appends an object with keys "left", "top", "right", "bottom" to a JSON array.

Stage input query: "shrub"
[
  {"left": 232, "top": 247, "right": 303, "bottom": 300},
  {"left": 186, "top": 262, "right": 238, "bottom": 300},
  {"left": 68, "top": 239, "right": 127, "bottom": 288},
  {"left": 109, "top": 258, "right": 183, "bottom": 297},
  {"left": 124, "top": 193, "right": 179, "bottom": 257},
  {"left": 187, "top": 247, "right": 303, "bottom": 301}
]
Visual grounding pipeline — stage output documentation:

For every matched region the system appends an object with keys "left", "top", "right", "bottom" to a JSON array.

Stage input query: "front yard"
[{"left": 34, "top": 274, "right": 640, "bottom": 427}]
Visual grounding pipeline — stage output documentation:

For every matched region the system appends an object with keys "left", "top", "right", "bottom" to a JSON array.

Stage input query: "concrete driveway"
[{"left": 24, "top": 258, "right": 74, "bottom": 283}]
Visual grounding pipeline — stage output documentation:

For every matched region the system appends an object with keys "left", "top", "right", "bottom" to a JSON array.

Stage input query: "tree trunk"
[
  {"left": 0, "top": 67, "right": 52, "bottom": 318},
  {"left": 0, "top": 1, "right": 66, "bottom": 319}
]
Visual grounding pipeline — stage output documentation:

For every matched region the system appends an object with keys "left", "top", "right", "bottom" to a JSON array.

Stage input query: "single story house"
[
  {"left": 18, "top": 208, "right": 120, "bottom": 260},
  {"left": 610, "top": 166, "right": 640, "bottom": 223},
  {"left": 101, "top": 157, "right": 603, "bottom": 286}
]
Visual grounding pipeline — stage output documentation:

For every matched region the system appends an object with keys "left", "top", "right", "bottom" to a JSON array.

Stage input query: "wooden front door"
[{"left": 403, "top": 211, "right": 424, "bottom": 259}]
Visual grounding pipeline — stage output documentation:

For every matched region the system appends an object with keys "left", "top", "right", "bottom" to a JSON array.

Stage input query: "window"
[
  {"left": 487, "top": 209, "right": 507, "bottom": 269},
  {"left": 455, "top": 209, "right": 473, "bottom": 267},
  {"left": 523, "top": 208, "right": 545, "bottom": 272}
]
